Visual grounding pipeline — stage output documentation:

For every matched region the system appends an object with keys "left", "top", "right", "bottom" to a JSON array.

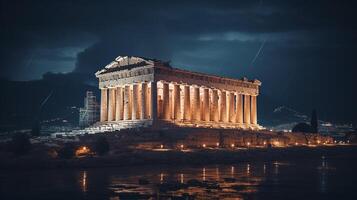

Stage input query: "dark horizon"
[{"left": 1, "top": 0, "right": 356, "bottom": 124}]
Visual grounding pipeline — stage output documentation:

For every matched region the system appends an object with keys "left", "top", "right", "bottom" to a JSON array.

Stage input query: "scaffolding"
[{"left": 79, "top": 91, "right": 100, "bottom": 127}]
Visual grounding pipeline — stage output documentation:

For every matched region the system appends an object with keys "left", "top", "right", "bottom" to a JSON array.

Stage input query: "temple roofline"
[
  {"left": 155, "top": 65, "right": 261, "bottom": 86},
  {"left": 95, "top": 55, "right": 261, "bottom": 86}
]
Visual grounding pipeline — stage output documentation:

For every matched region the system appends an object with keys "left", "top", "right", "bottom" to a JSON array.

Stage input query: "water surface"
[{"left": 1, "top": 149, "right": 357, "bottom": 199}]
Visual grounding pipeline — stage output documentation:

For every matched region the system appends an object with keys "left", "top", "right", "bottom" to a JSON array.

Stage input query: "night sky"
[{"left": 1, "top": 0, "right": 356, "bottom": 123}]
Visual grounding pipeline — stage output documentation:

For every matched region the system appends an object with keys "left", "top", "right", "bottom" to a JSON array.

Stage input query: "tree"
[
  {"left": 93, "top": 136, "right": 110, "bottom": 155},
  {"left": 310, "top": 109, "right": 318, "bottom": 133},
  {"left": 292, "top": 123, "right": 313, "bottom": 133},
  {"left": 10, "top": 133, "right": 31, "bottom": 155}
]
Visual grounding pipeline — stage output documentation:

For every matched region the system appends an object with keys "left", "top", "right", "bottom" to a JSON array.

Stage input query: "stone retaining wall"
[{"left": 82, "top": 128, "right": 333, "bottom": 150}]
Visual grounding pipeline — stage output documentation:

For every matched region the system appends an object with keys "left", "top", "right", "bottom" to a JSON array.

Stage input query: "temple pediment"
[{"left": 95, "top": 56, "right": 156, "bottom": 76}]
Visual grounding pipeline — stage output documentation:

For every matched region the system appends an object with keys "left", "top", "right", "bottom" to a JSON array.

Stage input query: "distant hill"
[{"left": 260, "top": 105, "right": 310, "bottom": 130}]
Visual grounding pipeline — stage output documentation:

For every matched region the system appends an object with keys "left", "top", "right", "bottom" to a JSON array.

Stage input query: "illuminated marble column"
[
  {"left": 183, "top": 85, "right": 191, "bottom": 121},
  {"left": 162, "top": 82, "right": 170, "bottom": 120},
  {"left": 211, "top": 89, "right": 219, "bottom": 122},
  {"left": 236, "top": 93, "right": 243, "bottom": 124},
  {"left": 173, "top": 84, "right": 181, "bottom": 120},
  {"left": 131, "top": 84, "right": 139, "bottom": 120},
  {"left": 123, "top": 85, "right": 131, "bottom": 120},
  {"left": 100, "top": 88, "right": 108, "bottom": 122},
  {"left": 150, "top": 82, "right": 157, "bottom": 120},
  {"left": 115, "top": 87, "right": 123, "bottom": 121},
  {"left": 244, "top": 94, "right": 251, "bottom": 124},
  {"left": 108, "top": 88, "right": 116, "bottom": 121},
  {"left": 203, "top": 88, "right": 210, "bottom": 121},
  {"left": 192, "top": 86, "right": 200, "bottom": 121},
  {"left": 146, "top": 84, "right": 151, "bottom": 119},
  {"left": 220, "top": 91, "right": 227, "bottom": 122},
  {"left": 251, "top": 95, "right": 257, "bottom": 125},
  {"left": 228, "top": 92, "right": 235, "bottom": 122},
  {"left": 140, "top": 82, "right": 148, "bottom": 120},
  {"left": 128, "top": 86, "right": 132, "bottom": 119}
]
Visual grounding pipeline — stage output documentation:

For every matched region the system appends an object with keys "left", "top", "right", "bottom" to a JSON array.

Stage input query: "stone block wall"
[{"left": 81, "top": 128, "right": 333, "bottom": 150}]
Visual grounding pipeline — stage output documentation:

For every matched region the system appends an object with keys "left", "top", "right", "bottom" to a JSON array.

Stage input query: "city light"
[
  {"left": 160, "top": 173, "right": 164, "bottom": 183},
  {"left": 75, "top": 146, "right": 91, "bottom": 157}
]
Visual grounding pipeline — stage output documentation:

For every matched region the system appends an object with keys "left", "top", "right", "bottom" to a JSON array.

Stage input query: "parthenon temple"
[{"left": 95, "top": 56, "right": 262, "bottom": 130}]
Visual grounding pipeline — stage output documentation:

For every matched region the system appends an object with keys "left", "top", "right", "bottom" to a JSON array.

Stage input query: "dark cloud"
[{"left": 1, "top": 0, "right": 356, "bottom": 122}]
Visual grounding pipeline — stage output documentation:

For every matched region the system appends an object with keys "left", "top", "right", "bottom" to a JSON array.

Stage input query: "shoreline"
[{"left": 1, "top": 145, "right": 356, "bottom": 171}]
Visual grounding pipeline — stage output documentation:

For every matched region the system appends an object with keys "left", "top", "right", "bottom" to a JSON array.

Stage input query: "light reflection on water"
[
  {"left": 3, "top": 154, "right": 357, "bottom": 200},
  {"left": 92, "top": 159, "right": 331, "bottom": 199},
  {"left": 318, "top": 155, "right": 333, "bottom": 194},
  {"left": 108, "top": 164, "right": 266, "bottom": 199},
  {"left": 79, "top": 171, "right": 87, "bottom": 193}
]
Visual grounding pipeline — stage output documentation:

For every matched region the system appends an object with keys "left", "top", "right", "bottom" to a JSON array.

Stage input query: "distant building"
[{"left": 79, "top": 91, "right": 100, "bottom": 127}]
